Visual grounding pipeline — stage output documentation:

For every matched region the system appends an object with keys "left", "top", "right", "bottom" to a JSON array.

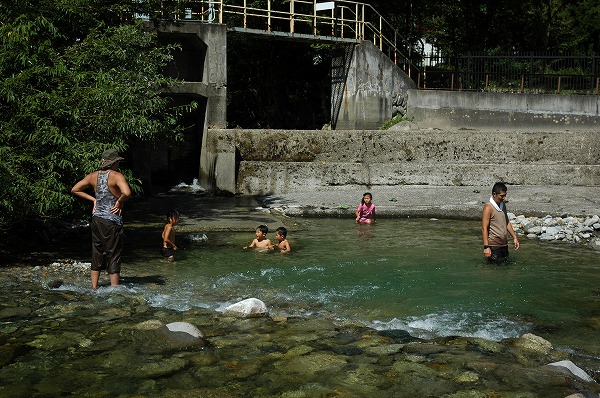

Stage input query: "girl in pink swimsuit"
[{"left": 355, "top": 192, "right": 376, "bottom": 224}]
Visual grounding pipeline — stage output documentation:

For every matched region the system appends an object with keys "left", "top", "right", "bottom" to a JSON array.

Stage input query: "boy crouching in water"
[
  {"left": 162, "top": 210, "right": 180, "bottom": 262},
  {"left": 274, "top": 226, "right": 291, "bottom": 253},
  {"left": 244, "top": 224, "right": 273, "bottom": 252}
]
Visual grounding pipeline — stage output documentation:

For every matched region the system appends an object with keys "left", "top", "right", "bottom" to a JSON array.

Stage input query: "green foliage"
[
  {"left": 379, "top": 114, "right": 413, "bottom": 130},
  {"left": 382, "top": 0, "right": 600, "bottom": 55},
  {"left": 0, "top": 2, "right": 193, "bottom": 225}
]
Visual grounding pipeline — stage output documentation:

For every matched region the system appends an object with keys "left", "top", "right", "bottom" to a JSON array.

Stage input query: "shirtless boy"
[
  {"left": 274, "top": 226, "right": 291, "bottom": 253},
  {"left": 162, "top": 210, "right": 180, "bottom": 262},
  {"left": 244, "top": 225, "right": 273, "bottom": 251}
]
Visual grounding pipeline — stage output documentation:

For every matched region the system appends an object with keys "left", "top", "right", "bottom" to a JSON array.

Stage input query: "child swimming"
[
  {"left": 355, "top": 192, "right": 376, "bottom": 224},
  {"left": 274, "top": 226, "right": 291, "bottom": 253},
  {"left": 243, "top": 224, "right": 273, "bottom": 252}
]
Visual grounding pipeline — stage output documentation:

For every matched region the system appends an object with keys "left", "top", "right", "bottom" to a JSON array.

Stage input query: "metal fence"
[
  {"left": 135, "top": 0, "right": 421, "bottom": 77},
  {"left": 418, "top": 53, "right": 600, "bottom": 95}
]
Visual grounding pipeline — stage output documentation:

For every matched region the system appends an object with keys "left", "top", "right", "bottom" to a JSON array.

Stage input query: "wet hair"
[
  {"left": 166, "top": 209, "right": 180, "bottom": 223},
  {"left": 492, "top": 182, "right": 508, "bottom": 195},
  {"left": 361, "top": 192, "right": 373, "bottom": 204},
  {"left": 275, "top": 226, "right": 287, "bottom": 238},
  {"left": 256, "top": 225, "right": 268, "bottom": 234}
]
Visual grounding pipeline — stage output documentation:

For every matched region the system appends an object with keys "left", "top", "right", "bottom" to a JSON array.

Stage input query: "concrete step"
[
  {"left": 232, "top": 129, "right": 600, "bottom": 164},
  {"left": 237, "top": 161, "right": 600, "bottom": 194},
  {"left": 204, "top": 128, "right": 600, "bottom": 195}
]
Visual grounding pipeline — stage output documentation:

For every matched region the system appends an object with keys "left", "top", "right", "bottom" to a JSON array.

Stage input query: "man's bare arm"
[{"left": 71, "top": 173, "right": 96, "bottom": 203}]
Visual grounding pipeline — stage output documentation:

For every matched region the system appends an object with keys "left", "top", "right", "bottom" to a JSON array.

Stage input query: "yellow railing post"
[
  {"left": 313, "top": 0, "right": 317, "bottom": 36},
  {"left": 379, "top": 16, "right": 382, "bottom": 50},
  {"left": 394, "top": 31, "right": 397, "bottom": 65},
  {"left": 268, "top": 0, "right": 271, "bottom": 31},
  {"left": 141, "top": 0, "right": 418, "bottom": 79},
  {"left": 355, "top": 3, "right": 359, "bottom": 41},
  {"left": 361, "top": 4, "right": 365, "bottom": 40},
  {"left": 340, "top": 6, "right": 344, "bottom": 38},
  {"left": 331, "top": 5, "right": 334, "bottom": 36},
  {"left": 290, "top": 0, "right": 294, "bottom": 34}
]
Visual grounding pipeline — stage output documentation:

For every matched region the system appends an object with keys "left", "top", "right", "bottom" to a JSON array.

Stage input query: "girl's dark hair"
[
  {"left": 361, "top": 192, "right": 372, "bottom": 204},
  {"left": 166, "top": 209, "right": 180, "bottom": 222}
]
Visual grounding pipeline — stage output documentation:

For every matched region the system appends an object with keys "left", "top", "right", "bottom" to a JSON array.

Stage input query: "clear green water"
[
  {"left": 3, "top": 217, "right": 600, "bottom": 397},
  {"left": 77, "top": 217, "right": 600, "bottom": 355}
]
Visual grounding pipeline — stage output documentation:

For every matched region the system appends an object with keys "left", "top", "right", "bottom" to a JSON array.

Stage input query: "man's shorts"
[
  {"left": 91, "top": 216, "right": 123, "bottom": 274},
  {"left": 161, "top": 247, "right": 175, "bottom": 258},
  {"left": 488, "top": 245, "right": 509, "bottom": 263}
]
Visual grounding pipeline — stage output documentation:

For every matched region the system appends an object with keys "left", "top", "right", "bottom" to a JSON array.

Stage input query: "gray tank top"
[
  {"left": 93, "top": 171, "right": 122, "bottom": 225},
  {"left": 488, "top": 206, "right": 508, "bottom": 247}
]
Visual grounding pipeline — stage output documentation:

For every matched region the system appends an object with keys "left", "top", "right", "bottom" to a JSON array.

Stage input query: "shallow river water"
[{"left": 1, "top": 217, "right": 599, "bottom": 397}]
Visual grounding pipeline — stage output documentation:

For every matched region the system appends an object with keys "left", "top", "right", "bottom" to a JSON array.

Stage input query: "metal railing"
[
  {"left": 419, "top": 53, "right": 600, "bottom": 95},
  {"left": 134, "top": 0, "right": 422, "bottom": 78}
]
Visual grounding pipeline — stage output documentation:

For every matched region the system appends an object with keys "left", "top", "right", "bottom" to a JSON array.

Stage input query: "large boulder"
[
  {"left": 223, "top": 298, "right": 268, "bottom": 317},
  {"left": 506, "top": 333, "right": 559, "bottom": 366}
]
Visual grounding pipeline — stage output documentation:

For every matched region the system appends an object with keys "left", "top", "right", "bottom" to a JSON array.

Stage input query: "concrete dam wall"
[
  {"left": 407, "top": 90, "right": 600, "bottom": 131},
  {"left": 203, "top": 128, "right": 600, "bottom": 195}
]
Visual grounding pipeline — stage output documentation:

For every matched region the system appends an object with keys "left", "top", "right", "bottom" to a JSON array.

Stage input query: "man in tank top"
[
  {"left": 71, "top": 149, "right": 131, "bottom": 288},
  {"left": 481, "top": 182, "right": 520, "bottom": 263}
]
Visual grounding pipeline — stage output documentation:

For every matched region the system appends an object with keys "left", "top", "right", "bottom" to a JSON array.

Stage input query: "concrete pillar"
[{"left": 150, "top": 21, "right": 227, "bottom": 190}]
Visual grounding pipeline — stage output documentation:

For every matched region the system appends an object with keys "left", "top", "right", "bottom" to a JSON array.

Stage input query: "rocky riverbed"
[
  {"left": 510, "top": 213, "right": 600, "bottom": 249},
  {"left": 2, "top": 189, "right": 600, "bottom": 397},
  {"left": 1, "top": 260, "right": 600, "bottom": 398}
]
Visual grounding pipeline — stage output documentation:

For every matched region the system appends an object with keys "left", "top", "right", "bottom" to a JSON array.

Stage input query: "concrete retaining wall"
[
  {"left": 333, "top": 41, "right": 415, "bottom": 130},
  {"left": 204, "top": 129, "right": 600, "bottom": 194},
  {"left": 407, "top": 90, "right": 600, "bottom": 130}
]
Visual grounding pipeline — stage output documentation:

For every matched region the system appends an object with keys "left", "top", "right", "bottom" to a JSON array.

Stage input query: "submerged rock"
[
  {"left": 0, "top": 306, "right": 32, "bottom": 319},
  {"left": 223, "top": 298, "right": 268, "bottom": 318},
  {"left": 164, "top": 321, "right": 203, "bottom": 338},
  {"left": 130, "top": 357, "right": 189, "bottom": 379},
  {"left": 153, "top": 322, "right": 205, "bottom": 349},
  {"left": 0, "top": 344, "right": 29, "bottom": 367}
]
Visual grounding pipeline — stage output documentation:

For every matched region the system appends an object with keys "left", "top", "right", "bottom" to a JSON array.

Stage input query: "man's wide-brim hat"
[{"left": 99, "top": 149, "right": 125, "bottom": 169}]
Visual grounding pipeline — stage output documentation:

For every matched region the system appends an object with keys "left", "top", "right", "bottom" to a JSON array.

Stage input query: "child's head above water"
[
  {"left": 255, "top": 224, "right": 268, "bottom": 240},
  {"left": 166, "top": 209, "right": 180, "bottom": 224},
  {"left": 275, "top": 226, "right": 287, "bottom": 240},
  {"left": 361, "top": 192, "right": 373, "bottom": 205},
  {"left": 256, "top": 225, "right": 268, "bottom": 234}
]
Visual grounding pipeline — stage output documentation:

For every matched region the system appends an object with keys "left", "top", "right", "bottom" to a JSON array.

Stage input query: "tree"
[
  {"left": 379, "top": 0, "right": 597, "bottom": 55},
  {"left": 0, "top": 0, "right": 193, "bottom": 226}
]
